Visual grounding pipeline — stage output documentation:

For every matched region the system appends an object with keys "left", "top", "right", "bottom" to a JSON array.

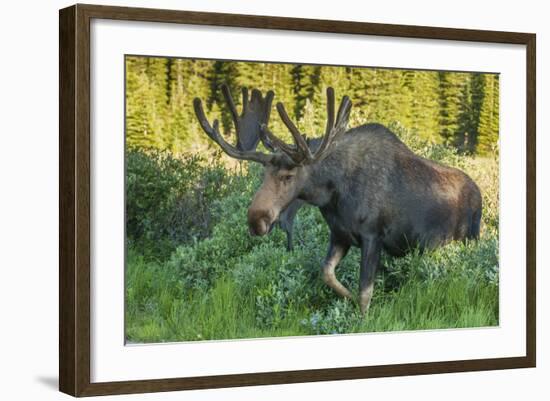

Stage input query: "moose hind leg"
[
  {"left": 359, "top": 236, "right": 382, "bottom": 314},
  {"left": 321, "top": 235, "right": 352, "bottom": 299}
]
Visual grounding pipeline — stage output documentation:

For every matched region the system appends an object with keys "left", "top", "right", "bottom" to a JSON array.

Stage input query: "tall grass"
[
  {"left": 125, "top": 126, "right": 499, "bottom": 343},
  {"left": 126, "top": 237, "right": 498, "bottom": 342}
]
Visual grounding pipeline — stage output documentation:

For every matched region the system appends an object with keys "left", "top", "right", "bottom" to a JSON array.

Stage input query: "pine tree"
[
  {"left": 437, "top": 71, "right": 465, "bottom": 145},
  {"left": 477, "top": 74, "right": 500, "bottom": 155},
  {"left": 345, "top": 66, "right": 369, "bottom": 112},
  {"left": 266, "top": 63, "right": 295, "bottom": 142},
  {"left": 456, "top": 73, "right": 485, "bottom": 152},
  {"left": 316, "top": 65, "right": 354, "bottom": 132},
  {"left": 208, "top": 61, "right": 239, "bottom": 135},
  {"left": 235, "top": 61, "right": 258, "bottom": 91},
  {"left": 290, "top": 65, "right": 321, "bottom": 120},
  {"left": 126, "top": 56, "right": 164, "bottom": 149},
  {"left": 408, "top": 71, "right": 440, "bottom": 141}
]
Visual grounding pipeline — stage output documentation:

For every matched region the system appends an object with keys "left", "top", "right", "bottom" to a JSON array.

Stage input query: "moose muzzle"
[{"left": 247, "top": 208, "right": 275, "bottom": 236}]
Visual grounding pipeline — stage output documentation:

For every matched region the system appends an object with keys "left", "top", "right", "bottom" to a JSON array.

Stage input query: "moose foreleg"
[
  {"left": 359, "top": 236, "right": 382, "bottom": 314},
  {"left": 279, "top": 200, "right": 303, "bottom": 252},
  {"left": 321, "top": 235, "right": 352, "bottom": 299},
  {"left": 285, "top": 229, "right": 294, "bottom": 252}
]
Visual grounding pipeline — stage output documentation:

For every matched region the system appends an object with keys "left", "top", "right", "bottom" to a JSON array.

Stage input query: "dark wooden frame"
[{"left": 59, "top": 3, "right": 536, "bottom": 397}]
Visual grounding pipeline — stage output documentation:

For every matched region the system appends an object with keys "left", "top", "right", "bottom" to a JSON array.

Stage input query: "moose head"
[{"left": 193, "top": 86, "right": 352, "bottom": 237}]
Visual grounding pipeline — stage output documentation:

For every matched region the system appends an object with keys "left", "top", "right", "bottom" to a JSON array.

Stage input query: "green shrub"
[{"left": 126, "top": 148, "right": 236, "bottom": 258}]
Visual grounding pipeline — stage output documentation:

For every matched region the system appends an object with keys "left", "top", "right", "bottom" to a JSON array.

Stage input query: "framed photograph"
[{"left": 59, "top": 4, "right": 536, "bottom": 397}]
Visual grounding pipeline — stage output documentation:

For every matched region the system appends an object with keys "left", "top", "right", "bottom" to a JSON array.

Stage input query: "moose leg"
[
  {"left": 285, "top": 229, "right": 294, "bottom": 252},
  {"left": 278, "top": 209, "right": 291, "bottom": 250},
  {"left": 321, "top": 234, "right": 352, "bottom": 299},
  {"left": 359, "top": 236, "right": 382, "bottom": 314},
  {"left": 279, "top": 200, "right": 303, "bottom": 252}
]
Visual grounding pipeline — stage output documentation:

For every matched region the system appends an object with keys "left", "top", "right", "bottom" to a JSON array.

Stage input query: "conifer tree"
[
  {"left": 291, "top": 65, "right": 321, "bottom": 120},
  {"left": 408, "top": 71, "right": 441, "bottom": 141},
  {"left": 477, "top": 74, "right": 500, "bottom": 155},
  {"left": 456, "top": 73, "right": 485, "bottom": 152},
  {"left": 126, "top": 57, "right": 165, "bottom": 149},
  {"left": 438, "top": 71, "right": 465, "bottom": 145},
  {"left": 208, "top": 61, "right": 239, "bottom": 135},
  {"left": 316, "top": 65, "right": 353, "bottom": 132}
]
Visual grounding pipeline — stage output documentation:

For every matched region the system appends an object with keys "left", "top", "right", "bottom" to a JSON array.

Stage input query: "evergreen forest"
[{"left": 126, "top": 56, "right": 499, "bottom": 155}]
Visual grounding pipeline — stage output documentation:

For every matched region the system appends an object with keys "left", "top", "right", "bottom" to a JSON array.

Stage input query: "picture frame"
[{"left": 59, "top": 3, "right": 536, "bottom": 397}]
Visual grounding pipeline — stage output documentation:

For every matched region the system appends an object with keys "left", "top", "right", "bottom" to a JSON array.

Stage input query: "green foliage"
[
  {"left": 125, "top": 56, "right": 499, "bottom": 155},
  {"left": 438, "top": 71, "right": 465, "bottom": 144},
  {"left": 477, "top": 75, "right": 500, "bottom": 155},
  {"left": 291, "top": 65, "right": 322, "bottom": 120},
  {"left": 208, "top": 61, "right": 239, "bottom": 135},
  {"left": 126, "top": 225, "right": 498, "bottom": 341},
  {"left": 126, "top": 148, "right": 235, "bottom": 258}
]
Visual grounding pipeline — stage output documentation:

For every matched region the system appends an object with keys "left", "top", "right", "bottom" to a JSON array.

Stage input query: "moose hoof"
[
  {"left": 359, "top": 303, "right": 371, "bottom": 316},
  {"left": 359, "top": 294, "right": 373, "bottom": 316}
]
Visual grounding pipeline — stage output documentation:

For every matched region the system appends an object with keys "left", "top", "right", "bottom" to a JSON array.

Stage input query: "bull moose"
[{"left": 193, "top": 85, "right": 482, "bottom": 314}]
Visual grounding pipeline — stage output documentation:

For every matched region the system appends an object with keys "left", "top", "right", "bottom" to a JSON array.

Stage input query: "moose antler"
[
  {"left": 193, "top": 84, "right": 274, "bottom": 164},
  {"left": 260, "top": 87, "right": 352, "bottom": 165}
]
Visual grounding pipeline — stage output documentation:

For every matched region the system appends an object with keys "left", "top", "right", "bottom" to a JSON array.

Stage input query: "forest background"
[{"left": 125, "top": 56, "right": 499, "bottom": 156}]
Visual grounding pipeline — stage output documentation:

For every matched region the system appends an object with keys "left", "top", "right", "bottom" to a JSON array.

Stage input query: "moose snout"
[{"left": 247, "top": 209, "right": 274, "bottom": 236}]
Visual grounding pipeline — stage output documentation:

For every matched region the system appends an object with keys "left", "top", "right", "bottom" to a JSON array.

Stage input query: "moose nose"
[
  {"left": 247, "top": 208, "right": 273, "bottom": 237},
  {"left": 248, "top": 217, "right": 270, "bottom": 236}
]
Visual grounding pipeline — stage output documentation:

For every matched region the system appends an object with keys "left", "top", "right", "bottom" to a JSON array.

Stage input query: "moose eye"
[{"left": 280, "top": 174, "right": 294, "bottom": 183}]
